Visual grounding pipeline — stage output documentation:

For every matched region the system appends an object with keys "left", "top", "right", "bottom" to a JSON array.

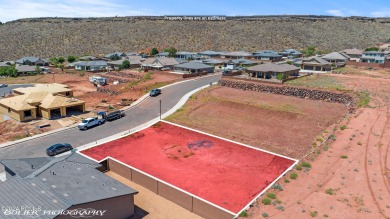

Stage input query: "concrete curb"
[
  {"left": 74, "top": 82, "right": 218, "bottom": 152},
  {"left": 0, "top": 74, "right": 220, "bottom": 149}
]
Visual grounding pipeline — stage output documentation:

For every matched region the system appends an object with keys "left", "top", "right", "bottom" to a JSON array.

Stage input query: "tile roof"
[
  {"left": 247, "top": 62, "right": 300, "bottom": 72},
  {"left": 224, "top": 51, "right": 252, "bottom": 57},
  {"left": 74, "top": 61, "right": 107, "bottom": 67},
  {"left": 174, "top": 61, "right": 214, "bottom": 70},
  {"left": 322, "top": 52, "right": 350, "bottom": 61},
  {"left": 16, "top": 65, "right": 37, "bottom": 73},
  {"left": 342, "top": 48, "right": 363, "bottom": 55}
]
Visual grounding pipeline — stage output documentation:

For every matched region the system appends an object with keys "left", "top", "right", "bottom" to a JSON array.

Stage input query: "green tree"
[
  {"left": 276, "top": 73, "right": 287, "bottom": 80},
  {"left": 57, "top": 57, "right": 65, "bottom": 64},
  {"left": 67, "top": 55, "right": 76, "bottom": 63},
  {"left": 50, "top": 57, "right": 59, "bottom": 65},
  {"left": 164, "top": 47, "right": 177, "bottom": 57},
  {"left": 301, "top": 46, "right": 316, "bottom": 57},
  {"left": 120, "top": 60, "right": 130, "bottom": 69},
  {"left": 110, "top": 54, "right": 121, "bottom": 61},
  {"left": 150, "top": 48, "right": 159, "bottom": 56},
  {"left": 364, "top": 47, "right": 379, "bottom": 52},
  {"left": 0, "top": 66, "right": 18, "bottom": 77},
  {"left": 35, "top": 66, "right": 42, "bottom": 74},
  {"left": 286, "top": 61, "right": 293, "bottom": 65}
]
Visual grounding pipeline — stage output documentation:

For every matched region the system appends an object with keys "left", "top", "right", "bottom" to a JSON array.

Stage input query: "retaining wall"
[
  {"left": 219, "top": 78, "right": 354, "bottom": 105},
  {"left": 107, "top": 158, "right": 234, "bottom": 219}
]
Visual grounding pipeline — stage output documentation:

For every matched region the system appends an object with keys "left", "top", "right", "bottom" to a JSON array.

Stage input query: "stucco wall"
[{"left": 107, "top": 159, "right": 234, "bottom": 219}]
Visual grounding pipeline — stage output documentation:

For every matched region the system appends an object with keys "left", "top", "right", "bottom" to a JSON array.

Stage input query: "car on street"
[
  {"left": 0, "top": 84, "right": 8, "bottom": 88},
  {"left": 77, "top": 117, "right": 105, "bottom": 130},
  {"left": 105, "top": 110, "right": 125, "bottom": 121},
  {"left": 46, "top": 143, "right": 73, "bottom": 156},
  {"left": 149, "top": 88, "right": 162, "bottom": 97}
]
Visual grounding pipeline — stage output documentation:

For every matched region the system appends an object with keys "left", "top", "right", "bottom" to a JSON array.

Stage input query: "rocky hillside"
[{"left": 0, "top": 16, "right": 390, "bottom": 60}]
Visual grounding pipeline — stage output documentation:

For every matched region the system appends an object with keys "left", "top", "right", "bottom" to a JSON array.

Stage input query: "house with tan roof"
[
  {"left": 295, "top": 56, "right": 331, "bottom": 72},
  {"left": 222, "top": 51, "right": 252, "bottom": 59},
  {"left": 342, "top": 48, "right": 363, "bottom": 59},
  {"left": 0, "top": 84, "right": 85, "bottom": 122},
  {"left": 247, "top": 62, "right": 300, "bottom": 79},
  {"left": 141, "top": 57, "right": 179, "bottom": 70}
]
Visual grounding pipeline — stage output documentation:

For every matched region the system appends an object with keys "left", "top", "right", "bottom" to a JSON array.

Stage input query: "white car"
[{"left": 77, "top": 117, "right": 105, "bottom": 130}]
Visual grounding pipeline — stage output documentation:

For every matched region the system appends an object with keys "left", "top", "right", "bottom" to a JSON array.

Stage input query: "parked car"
[
  {"left": 77, "top": 117, "right": 105, "bottom": 130},
  {"left": 0, "top": 84, "right": 8, "bottom": 88},
  {"left": 46, "top": 143, "right": 73, "bottom": 156},
  {"left": 149, "top": 88, "right": 161, "bottom": 97},
  {"left": 105, "top": 110, "right": 125, "bottom": 121}
]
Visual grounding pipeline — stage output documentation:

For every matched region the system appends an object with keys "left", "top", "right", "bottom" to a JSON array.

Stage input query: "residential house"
[
  {"left": 321, "top": 52, "right": 350, "bottom": 63},
  {"left": 108, "top": 56, "right": 143, "bottom": 69},
  {"left": 16, "top": 65, "right": 37, "bottom": 75},
  {"left": 279, "top": 49, "right": 303, "bottom": 58},
  {"left": 222, "top": 51, "right": 252, "bottom": 59},
  {"left": 198, "top": 50, "right": 223, "bottom": 58},
  {"left": 0, "top": 61, "right": 14, "bottom": 67},
  {"left": 175, "top": 51, "right": 198, "bottom": 60},
  {"left": 342, "top": 48, "right": 363, "bottom": 59},
  {"left": 229, "top": 58, "right": 257, "bottom": 67},
  {"left": 173, "top": 61, "right": 215, "bottom": 73},
  {"left": 141, "top": 57, "right": 179, "bottom": 70},
  {"left": 0, "top": 153, "right": 138, "bottom": 219},
  {"left": 360, "top": 51, "right": 390, "bottom": 64},
  {"left": 203, "top": 58, "right": 224, "bottom": 66},
  {"left": 15, "top": 57, "right": 48, "bottom": 66},
  {"left": 252, "top": 50, "right": 283, "bottom": 62},
  {"left": 104, "top": 52, "right": 127, "bottom": 59},
  {"left": 79, "top": 56, "right": 98, "bottom": 61},
  {"left": 126, "top": 52, "right": 139, "bottom": 56},
  {"left": 0, "top": 83, "right": 85, "bottom": 122},
  {"left": 156, "top": 52, "right": 169, "bottom": 58},
  {"left": 247, "top": 62, "right": 300, "bottom": 79},
  {"left": 74, "top": 61, "right": 107, "bottom": 71},
  {"left": 295, "top": 56, "right": 331, "bottom": 71}
]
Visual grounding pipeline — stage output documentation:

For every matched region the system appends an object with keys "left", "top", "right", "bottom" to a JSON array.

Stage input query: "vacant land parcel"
[
  {"left": 167, "top": 86, "right": 349, "bottom": 159},
  {"left": 81, "top": 121, "right": 296, "bottom": 218}
]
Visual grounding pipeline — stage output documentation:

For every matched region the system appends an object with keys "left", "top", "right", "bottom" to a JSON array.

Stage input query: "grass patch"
[
  {"left": 273, "top": 184, "right": 283, "bottom": 191},
  {"left": 290, "top": 172, "right": 298, "bottom": 180},
  {"left": 262, "top": 198, "right": 272, "bottom": 205},
  {"left": 356, "top": 91, "right": 370, "bottom": 108},
  {"left": 340, "top": 125, "right": 347, "bottom": 130},
  {"left": 285, "top": 75, "right": 346, "bottom": 91},
  {"left": 326, "top": 188, "right": 335, "bottom": 195},
  {"left": 261, "top": 212, "right": 269, "bottom": 218},
  {"left": 239, "top": 210, "right": 248, "bottom": 217},
  {"left": 266, "top": 192, "right": 276, "bottom": 199},
  {"left": 310, "top": 211, "right": 318, "bottom": 217},
  {"left": 340, "top": 155, "right": 348, "bottom": 159},
  {"left": 296, "top": 164, "right": 302, "bottom": 171},
  {"left": 12, "top": 134, "right": 26, "bottom": 141},
  {"left": 357, "top": 141, "right": 362, "bottom": 146},
  {"left": 302, "top": 161, "right": 312, "bottom": 169}
]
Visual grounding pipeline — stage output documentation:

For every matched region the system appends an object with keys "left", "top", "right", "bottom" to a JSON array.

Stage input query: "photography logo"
[{"left": 1, "top": 206, "right": 107, "bottom": 218}]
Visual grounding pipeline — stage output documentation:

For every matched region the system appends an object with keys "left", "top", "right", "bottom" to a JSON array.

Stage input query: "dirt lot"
[
  {"left": 0, "top": 68, "right": 183, "bottom": 144},
  {"left": 166, "top": 69, "right": 390, "bottom": 218},
  {"left": 166, "top": 86, "right": 348, "bottom": 159}
]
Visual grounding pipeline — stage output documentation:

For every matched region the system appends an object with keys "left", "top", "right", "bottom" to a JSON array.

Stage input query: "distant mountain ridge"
[{"left": 0, "top": 15, "right": 389, "bottom": 60}]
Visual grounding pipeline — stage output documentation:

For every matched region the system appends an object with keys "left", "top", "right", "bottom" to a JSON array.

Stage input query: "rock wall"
[{"left": 218, "top": 79, "right": 355, "bottom": 105}]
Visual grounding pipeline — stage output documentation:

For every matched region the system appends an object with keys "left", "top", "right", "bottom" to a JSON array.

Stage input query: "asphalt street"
[
  {"left": 0, "top": 84, "right": 34, "bottom": 98},
  {"left": 0, "top": 74, "right": 221, "bottom": 159}
]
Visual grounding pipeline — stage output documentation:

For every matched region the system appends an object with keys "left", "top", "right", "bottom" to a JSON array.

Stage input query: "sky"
[{"left": 0, "top": 0, "right": 389, "bottom": 22}]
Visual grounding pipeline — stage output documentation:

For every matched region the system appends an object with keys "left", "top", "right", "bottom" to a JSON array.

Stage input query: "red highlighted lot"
[{"left": 82, "top": 121, "right": 296, "bottom": 214}]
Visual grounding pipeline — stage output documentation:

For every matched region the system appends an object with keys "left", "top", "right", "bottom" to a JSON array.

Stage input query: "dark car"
[
  {"left": 149, "top": 88, "right": 161, "bottom": 97},
  {"left": 105, "top": 110, "right": 125, "bottom": 121},
  {"left": 46, "top": 143, "right": 73, "bottom": 156},
  {"left": 0, "top": 84, "right": 8, "bottom": 88}
]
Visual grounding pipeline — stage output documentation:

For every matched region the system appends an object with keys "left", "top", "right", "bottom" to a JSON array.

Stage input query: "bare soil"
[
  {"left": 167, "top": 86, "right": 348, "bottom": 159},
  {"left": 0, "top": 68, "right": 183, "bottom": 144}
]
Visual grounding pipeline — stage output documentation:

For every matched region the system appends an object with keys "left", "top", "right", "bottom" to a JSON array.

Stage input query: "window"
[{"left": 24, "top": 110, "right": 32, "bottom": 117}]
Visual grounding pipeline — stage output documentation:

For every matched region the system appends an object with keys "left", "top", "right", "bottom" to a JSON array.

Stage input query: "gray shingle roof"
[
  {"left": 203, "top": 58, "right": 224, "bottom": 65},
  {"left": 229, "top": 58, "right": 257, "bottom": 65},
  {"left": 16, "top": 65, "right": 37, "bottom": 73},
  {"left": 301, "top": 56, "right": 331, "bottom": 65},
  {"left": 224, "top": 51, "right": 252, "bottom": 57},
  {"left": 174, "top": 61, "right": 214, "bottom": 70},
  {"left": 198, "top": 51, "right": 223, "bottom": 56},
  {"left": 104, "top": 52, "right": 126, "bottom": 58},
  {"left": 74, "top": 61, "right": 107, "bottom": 67},
  {"left": 253, "top": 50, "right": 282, "bottom": 58},
  {"left": 15, "top": 56, "right": 40, "bottom": 64},
  {"left": 247, "top": 62, "right": 300, "bottom": 72},
  {"left": 0, "top": 153, "right": 137, "bottom": 216},
  {"left": 176, "top": 51, "right": 197, "bottom": 55},
  {"left": 322, "top": 52, "right": 350, "bottom": 61}
]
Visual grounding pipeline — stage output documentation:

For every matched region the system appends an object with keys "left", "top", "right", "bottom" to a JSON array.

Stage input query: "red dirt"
[{"left": 81, "top": 122, "right": 296, "bottom": 214}]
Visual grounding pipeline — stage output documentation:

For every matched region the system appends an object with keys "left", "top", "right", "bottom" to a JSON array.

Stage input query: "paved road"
[
  {"left": 0, "top": 75, "right": 221, "bottom": 159},
  {"left": 0, "top": 84, "right": 34, "bottom": 98}
]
